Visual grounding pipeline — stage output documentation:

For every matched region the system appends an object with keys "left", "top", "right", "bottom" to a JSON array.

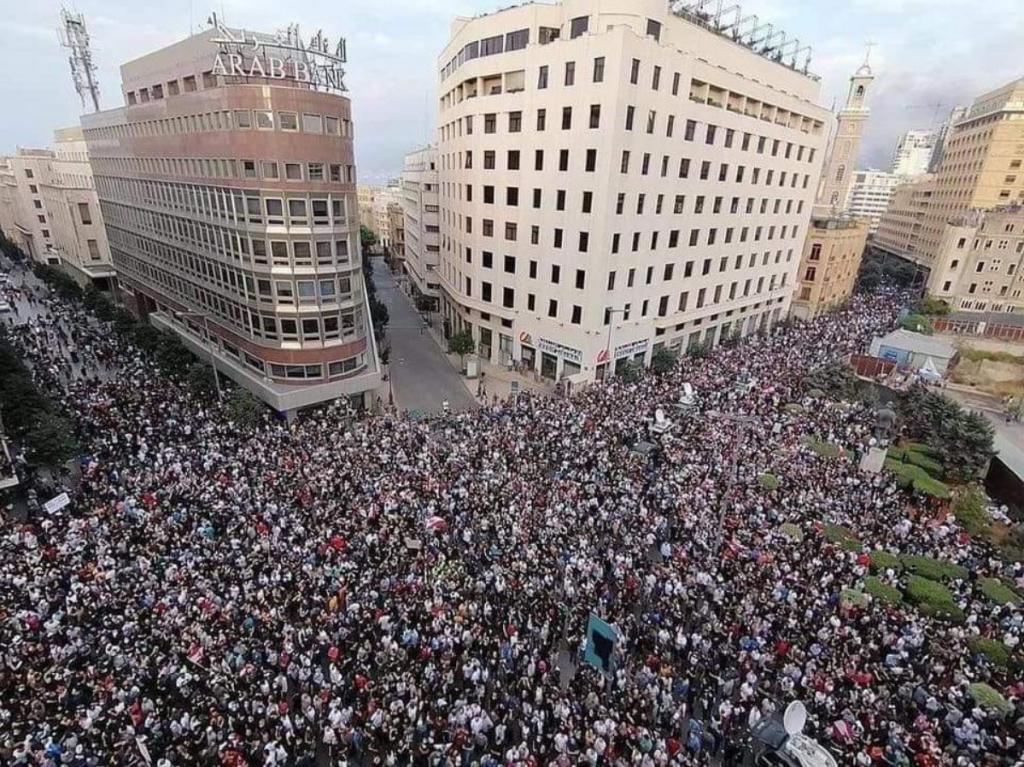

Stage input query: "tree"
[
  {"left": 22, "top": 412, "right": 79, "bottom": 469},
  {"left": 187, "top": 362, "right": 218, "bottom": 397},
  {"left": 617, "top": 360, "right": 642, "bottom": 383},
  {"left": 897, "top": 384, "right": 995, "bottom": 481},
  {"left": 360, "top": 225, "right": 377, "bottom": 250},
  {"left": 915, "top": 295, "right": 951, "bottom": 316},
  {"left": 805, "top": 362, "right": 858, "bottom": 401},
  {"left": 154, "top": 332, "right": 194, "bottom": 373},
  {"left": 132, "top": 323, "right": 163, "bottom": 354},
  {"left": 447, "top": 329, "right": 475, "bottom": 364},
  {"left": 227, "top": 389, "right": 265, "bottom": 430},
  {"left": 414, "top": 294, "right": 435, "bottom": 313},
  {"left": 650, "top": 346, "right": 678, "bottom": 375},
  {"left": 686, "top": 340, "right": 712, "bottom": 359},
  {"left": 900, "top": 313, "right": 934, "bottom": 335}
]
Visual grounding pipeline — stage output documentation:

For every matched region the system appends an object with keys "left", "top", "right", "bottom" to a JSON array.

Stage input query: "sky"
[{"left": 3, "top": 0, "right": 1022, "bottom": 185}]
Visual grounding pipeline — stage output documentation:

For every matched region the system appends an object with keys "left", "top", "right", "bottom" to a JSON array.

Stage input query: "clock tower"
[{"left": 814, "top": 50, "right": 875, "bottom": 217}]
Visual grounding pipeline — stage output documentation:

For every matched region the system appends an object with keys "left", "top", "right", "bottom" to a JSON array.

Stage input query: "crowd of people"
[{"left": 0, "top": 261, "right": 1021, "bottom": 767}]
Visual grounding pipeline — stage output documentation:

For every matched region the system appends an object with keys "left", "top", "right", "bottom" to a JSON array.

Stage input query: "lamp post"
[
  {"left": 175, "top": 311, "right": 223, "bottom": 402},
  {"left": 603, "top": 308, "right": 627, "bottom": 379},
  {"left": 704, "top": 411, "right": 759, "bottom": 565}
]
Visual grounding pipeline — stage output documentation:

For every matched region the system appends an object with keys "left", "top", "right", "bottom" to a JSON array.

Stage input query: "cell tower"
[{"left": 59, "top": 7, "right": 101, "bottom": 113}]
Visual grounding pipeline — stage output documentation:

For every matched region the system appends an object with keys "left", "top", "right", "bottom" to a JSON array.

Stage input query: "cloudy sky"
[{"left": 3, "top": 0, "right": 1021, "bottom": 184}]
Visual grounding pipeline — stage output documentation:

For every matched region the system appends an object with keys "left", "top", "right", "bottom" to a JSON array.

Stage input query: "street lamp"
[
  {"left": 704, "top": 411, "right": 759, "bottom": 564},
  {"left": 602, "top": 307, "right": 627, "bottom": 379},
  {"left": 174, "top": 311, "right": 223, "bottom": 402}
]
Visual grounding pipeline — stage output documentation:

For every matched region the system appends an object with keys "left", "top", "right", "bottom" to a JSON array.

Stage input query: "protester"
[{"left": 0, "top": 266, "right": 1020, "bottom": 767}]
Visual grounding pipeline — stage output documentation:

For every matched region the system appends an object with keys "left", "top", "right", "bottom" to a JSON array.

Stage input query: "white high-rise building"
[
  {"left": 401, "top": 146, "right": 441, "bottom": 302},
  {"left": 844, "top": 169, "right": 901, "bottom": 234},
  {"left": 435, "top": 0, "right": 830, "bottom": 381},
  {"left": 892, "top": 129, "right": 937, "bottom": 177}
]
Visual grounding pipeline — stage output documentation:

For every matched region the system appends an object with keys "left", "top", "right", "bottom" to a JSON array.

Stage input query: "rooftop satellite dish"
[{"left": 784, "top": 701, "right": 807, "bottom": 736}]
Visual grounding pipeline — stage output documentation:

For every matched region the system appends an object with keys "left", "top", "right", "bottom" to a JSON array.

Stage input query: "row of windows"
[
  {"left": 113, "top": 245, "right": 367, "bottom": 350},
  {"left": 95, "top": 176, "right": 354, "bottom": 232},
  {"left": 85, "top": 109, "right": 352, "bottom": 142},
  {"left": 459, "top": 269, "right": 789, "bottom": 323},
  {"left": 91, "top": 155, "right": 356, "bottom": 185},
  {"left": 440, "top": 106, "right": 818, "bottom": 167}
]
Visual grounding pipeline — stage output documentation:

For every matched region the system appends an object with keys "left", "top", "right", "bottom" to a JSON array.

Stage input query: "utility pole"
[{"left": 59, "top": 8, "right": 101, "bottom": 114}]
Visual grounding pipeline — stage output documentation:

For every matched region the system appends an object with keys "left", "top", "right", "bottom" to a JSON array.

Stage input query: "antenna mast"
[{"left": 59, "top": 7, "right": 101, "bottom": 114}]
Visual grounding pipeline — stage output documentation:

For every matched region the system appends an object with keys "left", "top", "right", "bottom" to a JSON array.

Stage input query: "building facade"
[
  {"left": 875, "top": 78, "right": 1024, "bottom": 272},
  {"left": 401, "top": 146, "right": 441, "bottom": 302},
  {"left": 357, "top": 185, "right": 376, "bottom": 232},
  {"left": 0, "top": 132, "right": 115, "bottom": 289},
  {"left": 791, "top": 60, "right": 873, "bottom": 320},
  {"left": 845, "top": 169, "right": 901, "bottom": 234},
  {"left": 81, "top": 25, "right": 381, "bottom": 413},
  {"left": 892, "top": 129, "right": 937, "bottom": 177},
  {"left": 813, "top": 63, "right": 873, "bottom": 217},
  {"left": 436, "top": 0, "right": 829, "bottom": 381},
  {"left": 790, "top": 217, "right": 870, "bottom": 320},
  {"left": 925, "top": 207, "right": 1024, "bottom": 315},
  {"left": 874, "top": 174, "right": 937, "bottom": 262},
  {"left": 387, "top": 200, "right": 405, "bottom": 263}
]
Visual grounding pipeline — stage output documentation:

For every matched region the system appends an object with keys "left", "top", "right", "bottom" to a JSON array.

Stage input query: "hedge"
[
  {"left": 900, "top": 555, "right": 968, "bottom": 582},
  {"left": 967, "top": 683, "right": 1013, "bottom": 716},
  {"left": 864, "top": 576, "right": 902, "bottom": 606},
  {"left": 802, "top": 437, "right": 842, "bottom": 459},
  {"left": 968, "top": 636, "right": 1012, "bottom": 668},
  {"left": 824, "top": 523, "right": 862, "bottom": 552},
  {"left": 904, "top": 575, "right": 965, "bottom": 623},
  {"left": 888, "top": 445, "right": 944, "bottom": 477},
  {"left": 779, "top": 523, "right": 804, "bottom": 542},
  {"left": 841, "top": 588, "right": 869, "bottom": 608},
  {"left": 884, "top": 458, "right": 952, "bottom": 499},
  {"left": 979, "top": 578, "right": 1020, "bottom": 606},
  {"left": 758, "top": 473, "right": 780, "bottom": 491},
  {"left": 868, "top": 550, "right": 903, "bottom": 573},
  {"left": 784, "top": 403, "right": 804, "bottom": 415}
]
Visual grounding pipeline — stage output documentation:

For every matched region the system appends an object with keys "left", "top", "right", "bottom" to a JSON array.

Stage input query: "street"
[{"left": 371, "top": 258, "right": 477, "bottom": 414}]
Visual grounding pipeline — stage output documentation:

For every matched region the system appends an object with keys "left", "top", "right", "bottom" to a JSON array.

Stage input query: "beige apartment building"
[
  {"left": 388, "top": 201, "right": 405, "bottom": 263},
  {"left": 435, "top": 0, "right": 830, "bottom": 380},
  {"left": 357, "top": 185, "right": 376, "bottom": 232},
  {"left": 80, "top": 23, "right": 381, "bottom": 413},
  {"left": 791, "top": 218, "right": 870, "bottom": 319},
  {"left": 926, "top": 207, "right": 1024, "bottom": 315},
  {"left": 401, "top": 146, "right": 441, "bottom": 302},
  {"left": 875, "top": 78, "right": 1024, "bottom": 274},
  {"left": 0, "top": 133, "right": 115, "bottom": 289}
]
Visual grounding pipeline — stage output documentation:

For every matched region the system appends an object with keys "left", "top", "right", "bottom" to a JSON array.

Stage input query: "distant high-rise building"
[
  {"left": 928, "top": 106, "right": 968, "bottom": 173},
  {"left": 436, "top": 0, "right": 831, "bottom": 380},
  {"left": 401, "top": 146, "right": 440, "bottom": 303},
  {"left": 892, "top": 129, "right": 937, "bottom": 177},
  {"left": 845, "top": 169, "right": 901, "bottom": 234},
  {"left": 81, "top": 23, "right": 381, "bottom": 413},
  {"left": 875, "top": 77, "right": 1024, "bottom": 283}
]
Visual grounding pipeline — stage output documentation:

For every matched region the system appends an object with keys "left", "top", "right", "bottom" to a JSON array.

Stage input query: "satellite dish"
[
  {"left": 784, "top": 701, "right": 807, "bottom": 736},
  {"left": 655, "top": 409, "right": 666, "bottom": 423}
]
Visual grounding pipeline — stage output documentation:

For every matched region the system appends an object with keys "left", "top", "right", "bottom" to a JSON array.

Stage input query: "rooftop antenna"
[{"left": 59, "top": 7, "right": 101, "bottom": 113}]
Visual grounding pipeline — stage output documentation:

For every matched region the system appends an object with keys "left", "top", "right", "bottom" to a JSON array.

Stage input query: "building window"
[
  {"left": 539, "top": 26, "right": 560, "bottom": 45},
  {"left": 509, "top": 111, "right": 522, "bottom": 132},
  {"left": 593, "top": 57, "right": 605, "bottom": 83},
  {"left": 570, "top": 16, "right": 589, "bottom": 38},
  {"left": 77, "top": 202, "right": 92, "bottom": 225},
  {"left": 630, "top": 58, "right": 640, "bottom": 84},
  {"left": 646, "top": 19, "right": 662, "bottom": 41},
  {"left": 564, "top": 61, "right": 575, "bottom": 86},
  {"left": 505, "top": 28, "right": 529, "bottom": 51},
  {"left": 87, "top": 239, "right": 100, "bottom": 259},
  {"left": 538, "top": 66, "right": 548, "bottom": 89},
  {"left": 484, "top": 113, "right": 496, "bottom": 133},
  {"left": 589, "top": 104, "right": 601, "bottom": 129},
  {"left": 562, "top": 107, "right": 572, "bottom": 130}
]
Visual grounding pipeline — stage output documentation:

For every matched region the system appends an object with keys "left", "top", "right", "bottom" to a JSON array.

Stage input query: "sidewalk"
[{"left": 412, "top": 291, "right": 557, "bottom": 405}]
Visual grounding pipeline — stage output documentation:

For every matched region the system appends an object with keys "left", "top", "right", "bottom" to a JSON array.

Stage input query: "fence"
[
  {"left": 932, "top": 318, "right": 1024, "bottom": 344},
  {"left": 849, "top": 353, "right": 896, "bottom": 379}
]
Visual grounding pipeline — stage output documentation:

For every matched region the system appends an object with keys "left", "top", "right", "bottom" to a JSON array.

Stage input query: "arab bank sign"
[{"left": 210, "top": 21, "right": 348, "bottom": 94}]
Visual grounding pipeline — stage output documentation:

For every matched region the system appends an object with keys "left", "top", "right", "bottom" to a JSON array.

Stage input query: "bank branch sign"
[{"left": 211, "top": 21, "right": 348, "bottom": 94}]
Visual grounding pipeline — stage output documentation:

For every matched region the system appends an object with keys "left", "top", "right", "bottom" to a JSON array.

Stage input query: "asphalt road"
[{"left": 372, "top": 259, "right": 477, "bottom": 415}]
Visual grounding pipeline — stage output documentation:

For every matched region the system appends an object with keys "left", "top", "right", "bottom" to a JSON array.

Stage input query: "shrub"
[
  {"left": 784, "top": 403, "right": 804, "bottom": 415},
  {"left": 187, "top": 363, "right": 218, "bottom": 398},
  {"left": 22, "top": 411, "right": 79, "bottom": 469},
  {"left": 979, "top": 578, "right": 1020, "bottom": 606},
  {"left": 900, "top": 313, "right": 934, "bottom": 335},
  {"left": 914, "top": 295, "right": 951, "bottom": 316},
  {"left": 900, "top": 555, "right": 968, "bottom": 582},
  {"left": 447, "top": 329, "right": 475, "bottom": 360},
  {"left": 227, "top": 389, "right": 265, "bottom": 430},
  {"left": 779, "top": 523, "right": 804, "bottom": 542},
  {"left": 884, "top": 458, "right": 951, "bottom": 499},
  {"left": 824, "top": 523, "right": 862, "bottom": 552},
  {"left": 617, "top": 360, "right": 642, "bottom": 383},
  {"left": 904, "top": 575, "right": 965, "bottom": 622},
  {"left": 888, "top": 444, "right": 944, "bottom": 477},
  {"left": 864, "top": 576, "right": 902, "bottom": 605},
  {"left": 967, "top": 682, "right": 1013, "bottom": 716},
  {"left": 758, "top": 473, "right": 780, "bottom": 491},
  {"left": 868, "top": 550, "right": 902, "bottom": 573},
  {"left": 951, "top": 485, "right": 992, "bottom": 538},
  {"left": 804, "top": 362, "right": 858, "bottom": 401},
  {"left": 802, "top": 437, "right": 842, "bottom": 458},
  {"left": 841, "top": 588, "right": 869, "bottom": 608},
  {"left": 968, "top": 636, "right": 1012, "bottom": 668}
]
